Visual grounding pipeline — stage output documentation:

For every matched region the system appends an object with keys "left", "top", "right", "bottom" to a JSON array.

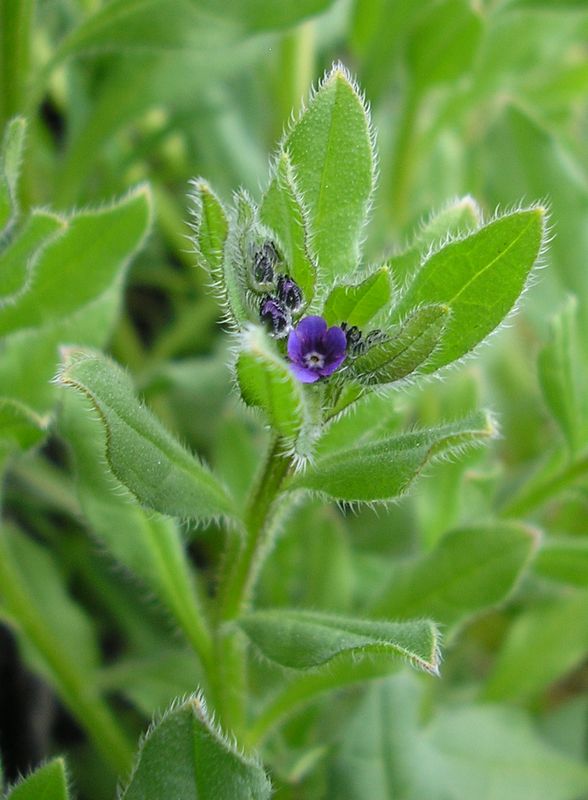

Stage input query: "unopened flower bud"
[
  {"left": 277, "top": 274, "right": 303, "bottom": 312},
  {"left": 259, "top": 296, "right": 290, "bottom": 338}
]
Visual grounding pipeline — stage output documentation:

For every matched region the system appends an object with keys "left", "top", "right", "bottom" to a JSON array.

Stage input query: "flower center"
[{"left": 304, "top": 350, "right": 325, "bottom": 370}]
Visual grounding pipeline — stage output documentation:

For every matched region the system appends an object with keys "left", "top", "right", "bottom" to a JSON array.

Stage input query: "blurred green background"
[{"left": 2, "top": 1, "right": 588, "bottom": 798}]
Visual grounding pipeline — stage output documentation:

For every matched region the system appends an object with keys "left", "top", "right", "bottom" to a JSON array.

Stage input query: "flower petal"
[
  {"left": 324, "top": 325, "right": 348, "bottom": 359},
  {"left": 319, "top": 350, "right": 346, "bottom": 377},
  {"left": 295, "top": 315, "right": 327, "bottom": 344},
  {"left": 287, "top": 328, "right": 304, "bottom": 361},
  {"left": 289, "top": 361, "right": 321, "bottom": 383}
]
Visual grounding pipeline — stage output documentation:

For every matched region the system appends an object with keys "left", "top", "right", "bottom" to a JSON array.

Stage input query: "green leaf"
[
  {"left": 283, "top": 64, "right": 375, "bottom": 282},
  {"left": 288, "top": 411, "right": 496, "bottom": 502},
  {"left": 190, "top": 178, "right": 229, "bottom": 278},
  {"left": 534, "top": 537, "right": 588, "bottom": 587},
  {"left": 59, "top": 390, "right": 213, "bottom": 659},
  {"left": 388, "top": 195, "right": 482, "bottom": 283},
  {"left": 237, "top": 609, "right": 440, "bottom": 674},
  {"left": 236, "top": 325, "right": 306, "bottom": 440},
  {"left": 323, "top": 267, "right": 392, "bottom": 328},
  {"left": 538, "top": 296, "right": 587, "bottom": 452},
  {"left": 0, "top": 117, "right": 26, "bottom": 236},
  {"left": 219, "top": 189, "right": 260, "bottom": 326},
  {"left": 57, "top": 350, "right": 235, "bottom": 521},
  {"left": 121, "top": 695, "right": 271, "bottom": 800},
  {"left": 483, "top": 591, "right": 588, "bottom": 702},
  {"left": 407, "top": 0, "right": 483, "bottom": 91},
  {"left": 260, "top": 152, "right": 316, "bottom": 306},
  {"left": 0, "top": 282, "right": 126, "bottom": 418},
  {"left": 484, "top": 105, "right": 588, "bottom": 299},
  {"left": 56, "top": 0, "right": 334, "bottom": 62},
  {"left": 329, "top": 673, "right": 588, "bottom": 800},
  {"left": 5, "top": 758, "right": 69, "bottom": 800},
  {"left": 350, "top": 304, "right": 450, "bottom": 385},
  {"left": 0, "top": 397, "right": 49, "bottom": 450},
  {"left": 395, "top": 208, "right": 546, "bottom": 371},
  {"left": 0, "top": 211, "right": 67, "bottom": 304},
  {"left": 370, "top": 522, "right": 538, "bottom": 629},
  {"left": 0, "top": 524, "right": 99, "bottom": 679},
  {"left": 258, "top": 503, "right": 354, "bottom": 612},
  {"left": 0, "top": 186, "right": 152, "bottom": 336}
]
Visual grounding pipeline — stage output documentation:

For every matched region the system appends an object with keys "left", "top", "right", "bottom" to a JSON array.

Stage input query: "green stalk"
[
  {"left": 0, "top": 533, "right": 135, "bottom": 777},
  {"left": 220, "top": 436, "right": 292, "bottom": 621},
  {"left": 213, "top": 436, "right": 292, "bottom": 734},
  {"left": 0, "top": 0, "right": 35, "bottom": 129}
]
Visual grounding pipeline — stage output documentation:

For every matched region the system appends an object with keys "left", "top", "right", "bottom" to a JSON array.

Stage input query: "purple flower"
[
  {"left": 260, "top": 296, "right": 290, "bottom": 337},
  {"left": 287, "top": 316, "right": 347, "bottom": 383}
]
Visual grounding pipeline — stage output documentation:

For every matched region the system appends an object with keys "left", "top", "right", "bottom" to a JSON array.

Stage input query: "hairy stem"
[
  {"left": 220, "top": 436, "right": 292, "bottom": 621},
  {"left": 214, "top": 436, "right": 292, "bottom": 734}
]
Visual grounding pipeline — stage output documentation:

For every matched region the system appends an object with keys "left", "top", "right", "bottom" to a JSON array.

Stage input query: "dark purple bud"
[
  {"left": 342, "top": 323, "right": 362, "bottom": 348},
  {"left": 260, "top": 295, "right": 290, "bottom": 337},
  {"left": 287, "top": 316, "right": 347, "bottom": 384},
  {"left": 253, "top": 241, "right": 279, "bottom": 285},
  {"left": 277, "top": 274, "right": 303, "bottom": 312}
]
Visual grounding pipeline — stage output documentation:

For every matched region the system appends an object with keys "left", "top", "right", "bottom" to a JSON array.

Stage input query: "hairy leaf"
[
  {"left": 289, "top": 411, "right": 496, "bottom": 501},
  {"left": 121, "top": 695, "right": 271, "bottom": 800},
  {"left": 237, "top": 609, "right": 440, "bottom": 674},
  {"left": 59, "top": 391, "right": 212, "bottom": 656},
  {"left": 190, "top": 178, "right": 229, "bottom": 278},
  {"left": 236, "top": 325, "right": 305, "bottom": 439},
  {"left": 395, "top": 208, "right": 546, "bottom": 371},
  {"left": 260, "top": 152, "right": 316, "bottom": 305},
  {"left": 5, "top": 758, "right": 69, "bottom": 800},
  {"left": 0, "top": 187, "right": 152, "bottom": 336},
  {"left": 351, "top": 304, "right": 449, "bottom": 385},
  {"left": 57, "top": 350, "right": 235, "bottom": 520},
  {"left": 388, "top": 195, "right": 481, "bottom": 283},
  {"left": 283, "top": 65, "right": 375, "bottom": 282}
]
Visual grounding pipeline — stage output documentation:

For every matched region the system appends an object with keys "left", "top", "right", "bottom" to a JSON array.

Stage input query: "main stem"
[
  {"left": 214, "top": 436, "right": 292, "bottom": 735},
  {"left": 220, "top": 436, "right": 292, "bottom": 622}
]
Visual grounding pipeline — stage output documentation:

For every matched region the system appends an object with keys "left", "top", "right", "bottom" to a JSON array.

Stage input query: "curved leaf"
[
  {"left": 238, "top": 609, "right": 440, "bottom": 674},
  {"left": 57, "top": 350, "right": 235, "bottom": 521},
  {"left": 288, "top": 411, "right": 496, "bottom": 501}
]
